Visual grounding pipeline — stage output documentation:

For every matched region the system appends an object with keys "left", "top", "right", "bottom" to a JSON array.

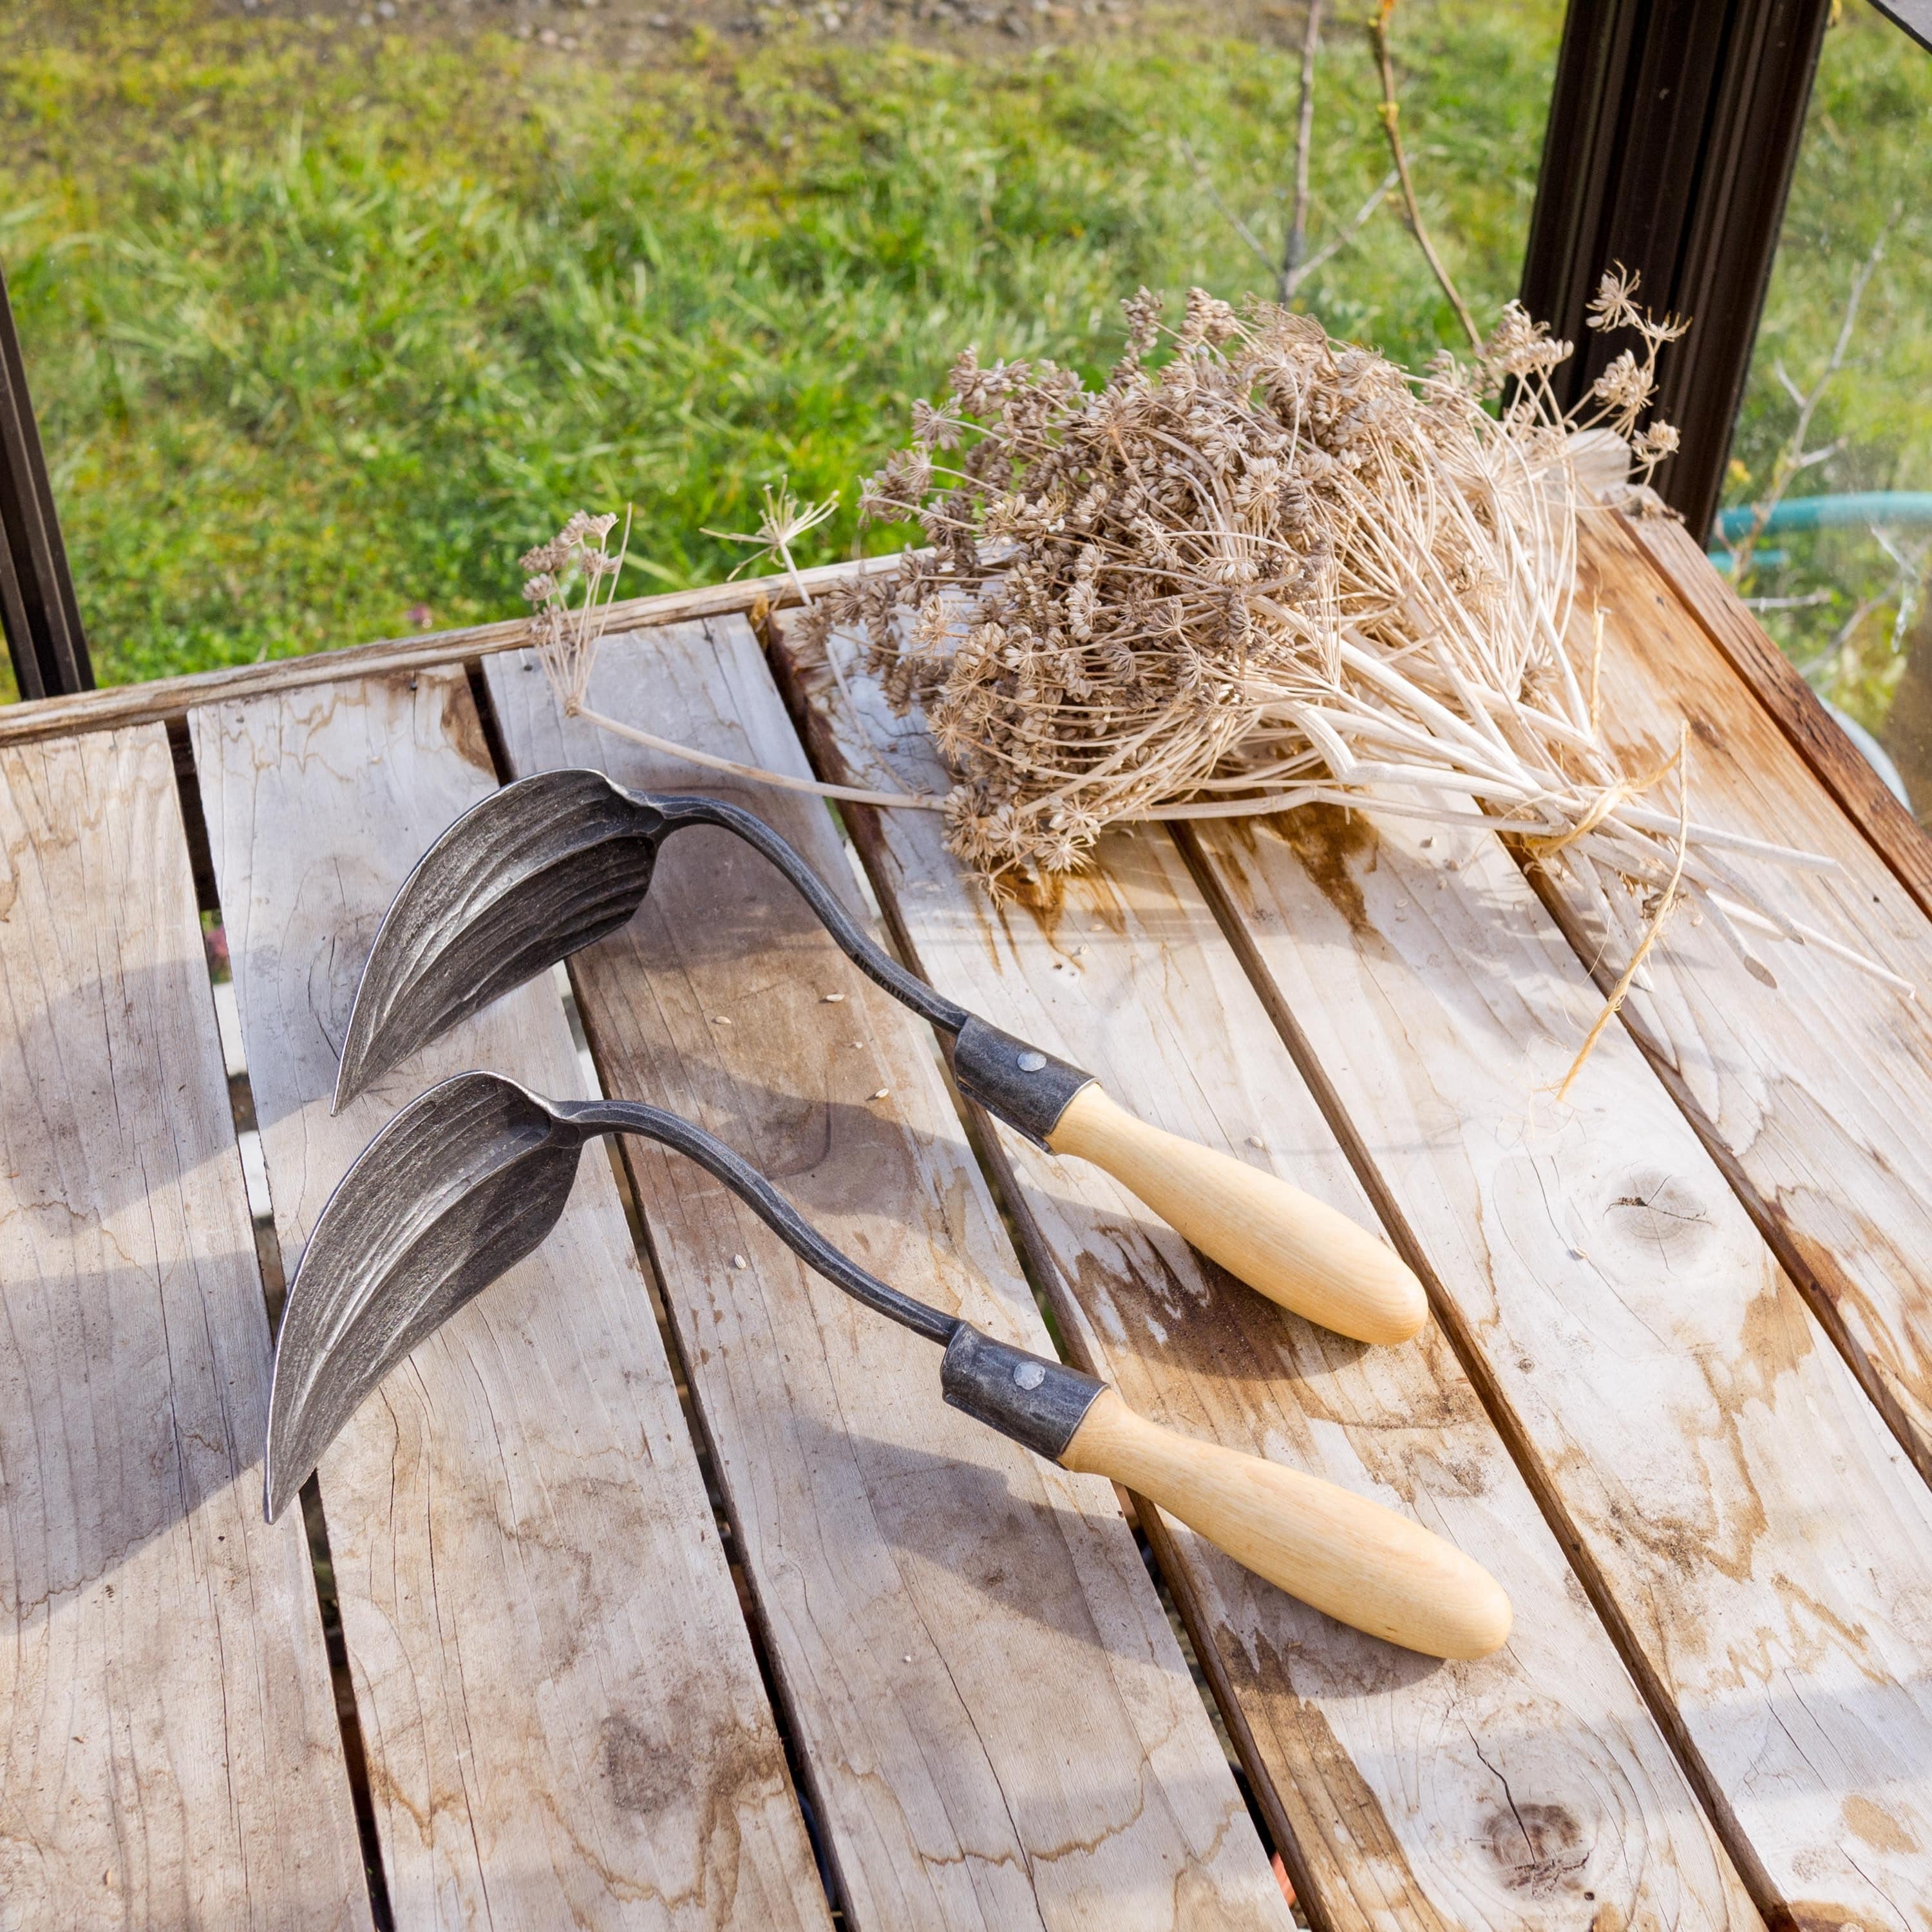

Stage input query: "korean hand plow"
[
  {"left": 330, "top": 768, "right": 1426, "bottom": 1346},
  {"left": 266, "top": 1070, "right": 1510, "bottom": 1659}
]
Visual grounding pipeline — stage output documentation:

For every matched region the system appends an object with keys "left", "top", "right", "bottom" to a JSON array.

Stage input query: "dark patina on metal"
[
  {"left": 332, "top": 769, "right": 967, "bottom": 1111},
  {"left": 939, "top": 1324, "right": 1104, "bottom": 1462},
  {"left": 335, "top": 767, "right": 1101, "bottom": 1153},
  {"left": 268, "top": 1070, "right": 1108, "bottom": 1520},
  {"left": 948, "top": 1016, "right": 1095, "bottom": 1150}
]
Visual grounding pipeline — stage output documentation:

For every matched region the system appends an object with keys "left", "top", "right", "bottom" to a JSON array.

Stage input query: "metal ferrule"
[
  {"left": 948, "top": 1016, "right": 1096, "bottom": 1149},
  {"left": 939, "top": 1324, "right": 1105, "bottom": 1463}
]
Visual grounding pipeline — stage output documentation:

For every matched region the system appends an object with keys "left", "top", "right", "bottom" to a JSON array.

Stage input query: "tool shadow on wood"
[
  {"left": 191, "top": 670, "right": 835, "bottom": 1931},
  {"left": 770, "top": 605, "right": 1768, "bottom": 1927}
]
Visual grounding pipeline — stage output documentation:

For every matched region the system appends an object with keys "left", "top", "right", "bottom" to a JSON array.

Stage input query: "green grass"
[
  {"left": 1723, "top": 0, "right": 1932, "bottom": 739},
  {"left": 1, "top": 0, "right": 1561, "bottom": 688}
]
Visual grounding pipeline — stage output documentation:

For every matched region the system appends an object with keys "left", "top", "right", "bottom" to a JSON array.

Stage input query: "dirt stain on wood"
[{"left": 1267, "top": 803, "right": 1380, "bottom": 939}]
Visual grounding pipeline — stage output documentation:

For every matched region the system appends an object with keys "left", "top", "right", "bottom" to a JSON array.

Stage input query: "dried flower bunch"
[
  {"left": 524, "top": 509, "right": 630, "bottom": 715},
  {"left": 796, "top": 278, "right": 1672, "bottom": 869},
  {"left": 782, "top": 278, "right": 1901, "bottom": 1014}
]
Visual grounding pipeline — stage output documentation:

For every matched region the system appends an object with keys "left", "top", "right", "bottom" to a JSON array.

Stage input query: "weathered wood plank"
[
  {"left": 1557, "top": 510, "right": 1932, "bottom": 1491},
  {"left": 761, "top": 617, "right": 1763, "bottom": 1930},
  {"left": 484, "top": 621, "right": 1298, "bottom": 1932},
  {"left": 0, "top": 726, "right": 371, "bottom": 1929},
  {"left": 1627, "top": 511, "right": 1932, "bottom": 922},
  {"left": 189, "top": 672, "right": 830, "bottom": 1931},
  {"left": 0, "top": 555, "right": 893, "bottom": 754},
  {"left": 1177, "top": 717, "right": 1932, "bottom": 1904}
]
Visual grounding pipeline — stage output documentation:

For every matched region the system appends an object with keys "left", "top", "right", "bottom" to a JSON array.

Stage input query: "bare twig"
[
  {"left": 1875, "top": 527, "right": 1931, "bottom": 659},
  {"left": 1186, "top": 5, "right": 1390, "bottom": 312},
  {"left": 1281, "top": 0, "right": 1324, "bottom": 301},
  {"left": 1743, "top": 589, "right": 1834, "bottom": 612},
  {"left": 1370, "top": 0, "right": 1481, "bottom": 351},
  {"left": 1728, "top": 220, "right": 1890, "bottom": 581},
  {"left": 1179, "top": 139, "right": 1278, "bottom": 278},
  {"left": 1291, "top": 170, "right": 1397, "bottom": 298},
  {"left": 1817, "top": 587, "right": 1889, "bottom": 681}
]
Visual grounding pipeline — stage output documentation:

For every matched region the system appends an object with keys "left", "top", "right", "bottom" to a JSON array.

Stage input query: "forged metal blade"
[
  {"left": 332, "top": 768, "right": 659, "bottom": 1112},
  {"left": 265, "top": 1072, "right": 585, "bottom": 1520}
]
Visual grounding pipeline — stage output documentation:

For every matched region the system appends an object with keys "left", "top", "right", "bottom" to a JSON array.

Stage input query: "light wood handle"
[
  {"left": 1045, "top": 1084, "right": 1427, "bottom": 1344},
  {"left": 1061, "top": 1390, "right": 1511, "bottom": 1659}
]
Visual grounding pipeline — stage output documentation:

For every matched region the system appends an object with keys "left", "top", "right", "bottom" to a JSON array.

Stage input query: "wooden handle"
[
  {"left": 1061, "top": 1390, "right": 1511, "bottom": 1659},
  {"left": 1045, "top": 1084, "right": 1427, "bottom": 1344}
]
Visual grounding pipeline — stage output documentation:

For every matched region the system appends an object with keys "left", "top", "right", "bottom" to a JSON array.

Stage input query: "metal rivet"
[
  {"left": 1016, "top": 1050, "right": 1047, "bottom": 1072},
  {"left": 1012, "top": 1361, "right": 1046, "bottom": 1390}
]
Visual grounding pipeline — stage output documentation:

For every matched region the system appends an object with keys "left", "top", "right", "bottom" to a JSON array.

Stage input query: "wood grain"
[
  {"left": 484, "top": 621, "right": 1297, "bottom": 1932},
  {"left": 764, "top": 614, "right": 1763, "bottom": 1931},
  {"left": 0, "top": 726, "right": 370, "bottom": 1929},
  {"left": 1558, "top": 510, "right": 1932, "bottom": 1495},
  {"left": 189, "top": 671, "right": 830, "bottom": 1931},
  {"left": 1627, "top": 511, "right": 1932, "bottom": 922},
  {"left": 1181, "top": 733, "right": 1932, "bottom": 1916}
]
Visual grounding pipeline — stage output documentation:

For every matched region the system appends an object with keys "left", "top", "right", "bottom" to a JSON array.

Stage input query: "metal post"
[
  {"left": 0, "top": 260, "right": 93, "bottom": 700},
  {"left": 1518, "top": 0, "right": 1833, "bottom": 539}
]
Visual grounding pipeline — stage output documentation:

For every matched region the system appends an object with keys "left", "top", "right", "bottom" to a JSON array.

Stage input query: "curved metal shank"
[
  {"left": 334, "top": 769, "right": 970, "bottom": 1111},
  {"left": 268, "top": 1072, "right": 1104, "bottom": 1520},
  {"left": 571, "top": 1102, "right": 1104, "bottom": 1459},
  {"left": 669, "top": 792, "right": 969, "bottom": 1034},
  {"left": 560, "top": 1097, "right": 960, "bottom": 1347}
]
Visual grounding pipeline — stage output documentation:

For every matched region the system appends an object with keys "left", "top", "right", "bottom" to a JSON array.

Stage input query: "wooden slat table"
[{"left": 3, "top": 506, "right": 1929, "bottom": 1930}]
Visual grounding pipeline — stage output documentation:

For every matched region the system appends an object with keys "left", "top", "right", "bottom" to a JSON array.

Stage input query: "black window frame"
[{"left": 1, "top": 261, "right": 93, "bottom": 700}]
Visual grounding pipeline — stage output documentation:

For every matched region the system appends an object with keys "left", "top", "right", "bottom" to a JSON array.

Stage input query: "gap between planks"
[
  {"left": 482, "top": 627, "right": 1300, "bottom": 1932},
  {"left": 166, "top": 737, "right": 400, "bottom": 1932},
  {"left": 759, "top": 609, "right": 1761, "bottom": 1930},
  {"left": 471, "top": 659, "right": 858, "bottom": 1924}
]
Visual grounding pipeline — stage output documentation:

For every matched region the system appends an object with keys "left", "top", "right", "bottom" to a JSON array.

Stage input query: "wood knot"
[
  {"left": 1601, "top": 1168, "right": 1714, "bottom": 1266},
  {"left": 1481, "top": 1797, "right": 1587, "bottom": 1897}
]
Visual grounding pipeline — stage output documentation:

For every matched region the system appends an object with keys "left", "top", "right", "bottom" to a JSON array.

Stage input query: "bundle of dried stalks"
[
  {"left": 522, "top": 281, "right": 1911, "bottom": 1092},
  {"left": 798, "top": 280, "right": 1685, "bottom": 867},
  {"left": 787, "top": 281, "right": 1909, "bottom": 1029}
]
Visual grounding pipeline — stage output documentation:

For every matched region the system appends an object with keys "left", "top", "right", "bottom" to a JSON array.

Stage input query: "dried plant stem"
[
  {"left": 567, "top": 704, "right": 947, "bottom": 811},
  {"left": 1370, "top": 0, "right": 1482, "bottom": 352},
  {"left": 1557, "top": 727, "right": 1689, "bottom": 1101}
]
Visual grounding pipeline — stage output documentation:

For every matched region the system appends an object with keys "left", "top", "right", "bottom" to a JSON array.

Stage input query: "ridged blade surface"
[
  {"left": 266, "top": 1072, "right": 582, "bottom": 1518},
  {"left": 334, "top": 768, "right": 658, "bottom": 1108}
]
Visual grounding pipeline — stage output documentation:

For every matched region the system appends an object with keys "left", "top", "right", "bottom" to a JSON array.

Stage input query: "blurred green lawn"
[
  {"left": 1, "top": 0, "right": 1559, "bottom": 690},
  {"left": 3, "top": 0, "right": 1925, "bottom": 724}
]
